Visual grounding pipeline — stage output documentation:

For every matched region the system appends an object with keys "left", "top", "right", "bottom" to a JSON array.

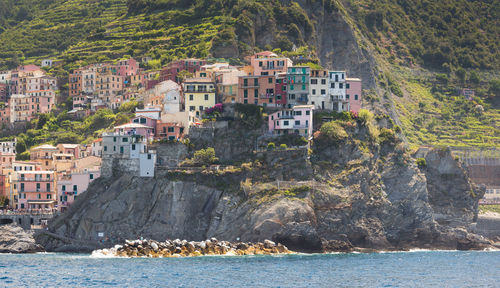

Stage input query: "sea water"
[{"left": 0, "top": 251, "right": 499, "bottom": 287}]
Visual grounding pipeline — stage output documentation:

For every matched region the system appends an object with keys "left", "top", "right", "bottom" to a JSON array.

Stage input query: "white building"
[
  {"left": 0, "top": 139, "right": 16, "bottom": 154},
  {"left": 309, "top": 69, "right": 330, "bottom": 110},
  {"left": 101, "top": 133, "right": 156, "bottom": 177},
  {"left": 41, "top": 59, "right": 53, "bottom": 68},
  {"left": 328, "top": 71, "right": 347, "bottom": 112},
  {"left": 136, "top": 107, "right": 161, "bottom": 120}
]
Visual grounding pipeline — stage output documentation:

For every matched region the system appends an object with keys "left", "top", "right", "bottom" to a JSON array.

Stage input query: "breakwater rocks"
[{"left": 93, "top": 238, "right": 290, "bottom": 257}]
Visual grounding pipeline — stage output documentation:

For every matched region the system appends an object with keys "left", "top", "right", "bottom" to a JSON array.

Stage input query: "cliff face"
[{"left": 37, "top": 121, "right": 490, "bottom": 252}]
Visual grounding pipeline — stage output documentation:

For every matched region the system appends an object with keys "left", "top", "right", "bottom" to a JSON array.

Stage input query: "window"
[
  {"left": 244, "top": 90, "right": 248, "bottom": 98},
  {"left": 244, "top": 99, "right": 248, "bottom": 104},
  {"left": 346, "top": 94, "right": 350, "bottom": 99},
  {"left": 189, "top": 106, "right": 195, "bottom": 111},
  {"left": 254, "top": 90, "right": 258, "bottom": 98},
  {"left": 295, "top": 120, "right": 300, "bottom": 125},
  {"left": 306, "top": 110, "right": 310, "bottom": 115},
  {"left": 36, "top": 183, "right": 41, "bottom": 192},
  {"left": 199, "top": 106, "right": 204, "bottom": 111},
  {"left": 120, "top": 146, "right": 124, "bottom": 154},
  {"left": 104, "top": 146, "right": 107, "bottom": 152},
  {"left": 284, "top": 120, "right": 289, "bottom": 125},
  {"left": 346, "top": 83, "right": 350, "bottom": 89},
  {"left": 331, "top": 83, "right": 335, "bottom": 89},
  {"left": 290, "top": 85, "right": 294, "bottom": 91},
  {"left": 335, "top": 75, "right": 339, "bottom": 81},
  {"left": 311, "top": 79, "right": 317, "bottom": 84},
  {"left": 321, "top": 89, "right": 326, "bottom": 95},
  {"left": 140, "top": 118, "right": 147, "bottom": 124},
  {"left": 295, "top": 111, "right": 302, "bottom": 116},
  {"left": 339, "top": 83, "right": 343, "bottom": 89},
  {"left": 254, "top": 78, "right": 258, "bottom": 86},
  {"left": 113, "top": 137, "right": 117, "bottom": 142},
  {"left": 38, "top": 193, "right": 41, "bottom": 199},
  {"left": 62, "top": 185, "right": 66, "bottom": 191},
  {"left": 321, "top": 79, "right": 326, "bottom": 85},
  {"left": 20, "top": 183, "right": 24, "bottom": 192},
  {"left": 189, "top": 95, "right": 193, "bottom": 101},
  {"left": 147, "top": 154, "right": 152, "bottom": 160},
  {"left": 168, "top": 127, "right": 174, "bottom": 133},
  {"left": 204, "top": 94, "right": 209, "bottom": 100},
  {"left": 73, "top": 185, "right": 77, "bottom": 192},
  {"left": 259, "top": 61, "right": 263, "bottom": 67},
  {"left": 123, "top": 137, "right": 128, "bottom": 142},
  {"left": 268, "top": 78, "right": 273, "bottom": 84},
  {"left": 355, "top": 95, "right": 358, "bottom": 100},
  {"left": 312, "top": 89, "right": 316, "bottom": 95},
  {"left": 46, "top": 183, "right": 50, "bottom": 191},
  {"left": 132, "top": 144, "right": 136, "bottom": 150}
]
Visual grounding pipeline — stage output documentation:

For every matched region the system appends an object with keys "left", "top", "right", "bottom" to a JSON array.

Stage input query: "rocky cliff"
[
  {"left": 0, "top": 224, "right": 44, "bottom": 253},
  {"left": 36, "top": 118, "right": 491, "bottom": 252}
]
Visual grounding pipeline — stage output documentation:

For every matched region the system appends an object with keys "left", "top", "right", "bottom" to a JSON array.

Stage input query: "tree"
[
  {"left": 469, "top": 71, "right": 480, "bottom": 86},
  {"left": 0, "top": 196, "right": 9, "bottom": 208},
  {"left": 489, "top": 79, "right": 500, "bottom": 98},
  {"left": 193, "top": 147, "right": 219, "bottom": 165},
  {"left": 456, "top": 68, "right": 466, "bottom": 84}
]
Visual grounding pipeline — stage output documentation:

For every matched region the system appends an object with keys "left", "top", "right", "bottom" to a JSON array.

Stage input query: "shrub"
[
  {"left": 267, "top": 142, "right": 276, "bottom": 150},
  {"left": 416, "top": 158, "right": 427, "bottom": 168},
  {"left": 358, "top": 109, "right": 374, "bottom": 126},
  {"left": 319, "top": 121, "right": 348, "bottom": 143},
  {"left": 280, "top": 144, "right": 288, "bottom": 149},
  {"left": 193, "top": 147, "right": 219, "bottom": 165},
  {"left": 378, "top": 128, "right": 396, "bottom": 144}
]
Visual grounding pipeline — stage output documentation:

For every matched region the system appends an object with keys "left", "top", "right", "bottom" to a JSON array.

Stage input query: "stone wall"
[{"left": 152, "top": 142, "right": 188, "bottom": 167}]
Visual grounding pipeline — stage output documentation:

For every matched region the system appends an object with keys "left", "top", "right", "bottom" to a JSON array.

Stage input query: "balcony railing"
[
  {"left": 260, "top": 93, "right": 274, "bottom": 99},
  {"left": 184, "top": 88, "right": 216, "bottom": 93}
]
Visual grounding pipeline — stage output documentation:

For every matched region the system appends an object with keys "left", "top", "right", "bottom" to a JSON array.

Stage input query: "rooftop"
[
  {"left": 114, "top": 123, "right": 153, "bottom": 129},
  {"left": 31, "top": 144, "right": 57, "bottom": 150}
]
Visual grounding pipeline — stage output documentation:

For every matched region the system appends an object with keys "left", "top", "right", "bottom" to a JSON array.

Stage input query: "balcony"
[
  {"left": 184, "top": 88, "right": 216, "bottom": 93},
  {"left": 17, "top": 178, "right": 52, "bottom": 182},
  {"left": 260, "top": 93, "right": 274, "bottom": 99}
]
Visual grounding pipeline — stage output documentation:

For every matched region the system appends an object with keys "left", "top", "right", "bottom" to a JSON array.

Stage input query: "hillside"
[{"left": 0, "top": 0, "right": 498, "bottom": 148}]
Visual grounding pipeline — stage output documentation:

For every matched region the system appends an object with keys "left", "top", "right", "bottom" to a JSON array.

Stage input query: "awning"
[{"left": 27, "top": 200, "right": 55, "bottom": 204}]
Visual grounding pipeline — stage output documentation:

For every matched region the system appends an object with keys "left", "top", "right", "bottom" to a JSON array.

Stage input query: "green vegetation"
[
  {"left": 349, "top": 0, "right": 499, "bottom": 70},
  {"left": 318, "top": 121, "right": 348, "bottom": 144},
  {"left": 479, "top": 205, "right": 500, "bottom": 215},
  {"left": 267, "top": 142, "right": 275, "bottom": 150},
  {"left": 182, "top": 147, "right": 219, "bottom": 166},
  {"left": 416, "top": 158, "right": 427, "bottom": 168},
  {"left": 0, "top": 195, "right": 9, "bottom": 208}
]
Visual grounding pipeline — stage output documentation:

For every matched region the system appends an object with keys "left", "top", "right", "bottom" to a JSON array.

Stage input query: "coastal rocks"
[
  {"left": 93, "top": 238, "right": 290, "bottom": 258},
  {"left": 0, "top": 224, "right": 44, "bottom": 253}
]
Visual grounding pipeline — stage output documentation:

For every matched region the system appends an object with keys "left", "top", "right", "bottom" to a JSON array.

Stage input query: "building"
[
  {"left": 0, "top": 139, "right": 16, "bottom": 154},
  {"left": 329, "top": 71, "right": 347, "bottom": 112},
  {"left": 183, "top": 77, "right": 216, "bottom": 117},
  {"left": 41, "top": 59, "right": 53, "bottom": 68},
  {"left": 0, "top": 152, "right": 15, "bottom": 170},
  {"left": 15, "top": 171, "right": 56, "bottom": 210},
  {"left": 57, "top": 168, "right": 100, "bottom": 211},
  {"left": 309, "top": 69, "right": 329, "bottom": 110},
  {"left": 484, "top": 186, "right": 500, "bottom": 202},
  {"left": 30, "top": 144, "right": 58, "bottom": 170},
  {"left": 274, "top": 73, "right": 288, "bottom": 107},
  {"left": 114, "top": 122, "right": 155, "bottom": 140},
  {"left": 57, "top": 144, "right": 81, "bottom": 159},
  {"left": 346, "top": 78, "right": 362, "bottom": 113},
  {"left": 217, "top": 69, "right": 246, "bottom": 104},
  {"left": 92, "top": 139, "right": 103, "bottom": 157},
  {"left": 250, "top": 51, "right": 292, "bottom": 76},
  {"left": 287, "top": 66, "right": 310, "bottom": 107},
  {"left": 237, "top": 75, "right": 260, "bottom": 105},
  {"left": 155, "top": 122, "right": 184, "bottom": 141},
  {"left": 160, "top": 59, "right": 206, "bottom": 83},
  {"left": 101, "top": 133, "right": 156, "bottom": 177},
  {"left": 268, "top": 105, "right": 314, "bottom": 138}
]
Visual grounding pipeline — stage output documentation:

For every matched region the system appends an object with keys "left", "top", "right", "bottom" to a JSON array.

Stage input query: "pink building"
[
  {"left": 275, "top": 73, "right": 288, "bottom": 107},
  {"left": 160, "top": 59, "right": 206, "bottom": 83},
  {"left": 114, "top": 122, "right": 155, "bottom": 140},
  {"left": 16, "top": 171, "right": 56, "bottom": 210},
  {"left": 57, "top": 144, "right": 81, "bottom": 159},
  {"left": 268, "top": 105, "right": 314, "bottom": 138},
  {"left": 57, "top": 169, "right": 100, "bottom": 211},
  {"left": 346, "top": 78, "right": 362, "bottom": 113},
  {"left": 26, "top": 90, "right": 56, "bottom": 116},
  {"left": 116, "top": 58, "right": 139, "bottom": 77},
  {"left": 250, "top": 51, "right": 292, "bottom": 76}
]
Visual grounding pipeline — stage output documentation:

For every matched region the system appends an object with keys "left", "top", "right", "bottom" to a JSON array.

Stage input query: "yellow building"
[{"left": 182, "top": 78, "right": 216, "bottom": 117}]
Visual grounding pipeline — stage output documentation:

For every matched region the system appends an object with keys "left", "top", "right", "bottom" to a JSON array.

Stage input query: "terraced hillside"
[{"left": 0, "top": 0, "right": 498, "bottom": 149}]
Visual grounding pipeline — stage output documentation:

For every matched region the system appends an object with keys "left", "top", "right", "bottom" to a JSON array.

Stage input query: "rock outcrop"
[
  {"left": 36, "top": 120, "right": 491, "bottom": 253},
  {"left": 0, "top": 224, "right": 44, "bottom": 253}
]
